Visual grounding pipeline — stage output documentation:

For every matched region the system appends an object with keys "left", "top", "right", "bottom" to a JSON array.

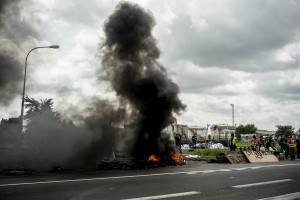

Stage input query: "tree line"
[{"left": 235, "top": 124, "right": 298, "bottom": 140}]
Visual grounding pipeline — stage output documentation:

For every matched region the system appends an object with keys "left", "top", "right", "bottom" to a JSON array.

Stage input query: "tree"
[
  {"left": 244, "top": 124, "right": 257, "bottom": 135},
  {"left": 275, "top": 125, "right": 294, "bottom": 138},
  {"left": 235, "top": 124, "right": 257, "bottom": 140},
  {"left": 25, "top": 96, "right": 56, "bottom": 119},
  {"left": 23, "top": 96, "right": 79, "bottom": 169},
  {"left": 235, "top": 125, "right": 244, "bottom": 140},
  {"left": 24, "top": 96, "right": 62, "bottom": 156}
]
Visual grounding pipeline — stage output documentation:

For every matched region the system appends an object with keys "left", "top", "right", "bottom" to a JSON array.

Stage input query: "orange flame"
[
  {"left": 148, "top": 154, "right": 160, "bottom": 162},
  {"left": 169, "top": 151, "right": 186, "bottom": 164}
]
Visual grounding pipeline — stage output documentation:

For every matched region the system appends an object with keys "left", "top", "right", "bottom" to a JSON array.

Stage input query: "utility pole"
[{"left": 230, "top": 104, "right": 234, "bottom": 129}]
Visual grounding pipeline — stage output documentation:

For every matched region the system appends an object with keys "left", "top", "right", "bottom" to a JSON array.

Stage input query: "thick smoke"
[
  {"left": 0, "top": 40, "right": 22, "bottom": 106},
  {"left": 101, "top": 2, "right": 186, "bottom": 160},
  {"left": 0, "top": 0, "right": 36, "bottom": 106}
]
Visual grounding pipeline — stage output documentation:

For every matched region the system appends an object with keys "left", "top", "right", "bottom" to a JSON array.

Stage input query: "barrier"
[
  {"left": 224, "top": 151, "right": 248, "bottom": 164},
  {"left": 222, "top": 150, "right": 279, "bottom": 164},
  {"left": 242, "top": 150, "right": 279, "bottom": 163}
]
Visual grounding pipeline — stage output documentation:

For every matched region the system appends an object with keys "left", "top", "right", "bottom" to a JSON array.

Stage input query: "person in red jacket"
[{"left": 257, "top": 135, "right": 264, "bottom": 151}]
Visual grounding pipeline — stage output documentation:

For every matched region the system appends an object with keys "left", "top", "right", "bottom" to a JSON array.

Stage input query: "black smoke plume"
[
  {"left": 0, "top": 0, "right": 36, "bottom": 106},
  {"left": 0, "top": 41, "right": 22, "bottom": 106},
  {"left": 101, "top": 2, "right": 186, "bottom": 160}
]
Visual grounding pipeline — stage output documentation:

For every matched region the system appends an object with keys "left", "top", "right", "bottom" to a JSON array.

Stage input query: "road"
[{"left": 1, "top": 160, "right": 300, "bottom": 200}]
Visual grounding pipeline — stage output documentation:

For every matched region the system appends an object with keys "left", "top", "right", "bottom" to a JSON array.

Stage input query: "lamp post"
[
  {"left": 230, "top": 104, "right": 234, "bottom": 129},
  {"left": 20, "top": 45, "right": 59, "bottom": 129}
]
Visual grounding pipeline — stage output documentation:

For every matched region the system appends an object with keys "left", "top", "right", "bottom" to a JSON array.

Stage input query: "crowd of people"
[
  {"left": 229, "top": 133, "right": 300, "bottom": 160},
  {"left": 174, "top": 132, "right": 300, "bottom": 160},
  {"left": 278, "top": 135, "right": 300, "bottom": 160}
]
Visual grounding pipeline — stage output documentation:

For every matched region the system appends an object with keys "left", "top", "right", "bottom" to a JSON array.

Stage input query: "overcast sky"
[{"left": 1, "top": 0, "right": 300, "bottom": 131}]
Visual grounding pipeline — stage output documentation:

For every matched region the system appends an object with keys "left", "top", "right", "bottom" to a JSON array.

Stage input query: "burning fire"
[
  {"left": 148, "top": 154, "right": 161, "bottom": 162},
  {"left": 169, "top": 151, "right": 186, "bottom": 164},
  {"left": 147, "top": 151, "right": 186, "bottom": 165}
]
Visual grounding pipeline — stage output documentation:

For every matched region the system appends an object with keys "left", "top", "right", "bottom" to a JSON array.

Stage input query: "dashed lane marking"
[{"left": 232, "top": 179, "right": 293, "bottom": 188}]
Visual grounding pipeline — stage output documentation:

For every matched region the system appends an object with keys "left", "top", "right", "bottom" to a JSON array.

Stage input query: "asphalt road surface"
[{"left": 1, "top": 160, "right": 300, "bottom": 200}]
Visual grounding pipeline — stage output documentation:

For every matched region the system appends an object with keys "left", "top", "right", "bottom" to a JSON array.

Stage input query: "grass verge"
[{"left": 182, "top": 148, "right": 228, "bottom": 156}]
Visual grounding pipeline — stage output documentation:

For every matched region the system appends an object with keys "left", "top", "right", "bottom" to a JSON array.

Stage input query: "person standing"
[
  {"left": 250, "top": 135, "right": 257, "bottom": 151},
  {"left": 279, "top": 136, "right": 289, "bottom": 159},
  {"left": 266, "top": 135, "right": 274, "bottom": 151},
  {"left": 191, "top": 134, "right": 197, "bottom": 149},
  {"left": 285, "top": 143, "right": 290, "bottom": 159},
  {"left": 287, "top": 135, "right": 296, "bottom": 160},
  {"left": 175, "top": 133, "right": 182, "bottom": 153},
  {"left": 257, "top": 135, "right": 264, "bottom": 151},
  {"left": 279, "top": 136, "right": 287, "bottom": 152},
  {"left": 229, "top": 133, "right": 237, "bottom": 151}
]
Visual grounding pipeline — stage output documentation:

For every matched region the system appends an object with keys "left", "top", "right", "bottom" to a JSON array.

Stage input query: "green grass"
[
  {"left": 236, "top": 142, "right": 251, "bottom": 148},
  {"left": 182, "top": 148, "right": 228, "bottom": 156}
]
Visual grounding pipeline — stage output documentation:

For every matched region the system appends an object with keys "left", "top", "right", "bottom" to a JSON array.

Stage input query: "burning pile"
[
  {"left": 148, "top": 151, "right": 186, "bottom": 165},
  {"left": 100, "top": 2, "right": 186, "bottom": 164}
]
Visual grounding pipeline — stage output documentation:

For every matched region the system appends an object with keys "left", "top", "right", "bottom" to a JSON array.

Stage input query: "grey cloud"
[
  {"left": 253, "top": 71, "right": 300, "bottom": 101},
  {"left": 173, "top": 67, "right": 231, "bottom": 94},
  {"left": 57, "top": 86, "right": 80, "bottom": 95},
  {"left": 256, "top": 82, "right": 300, "bottom": 101},
  {"left": 161, "top": 0, "right": 300, "bottom": 72},
  {"left": 44, "top": 0, "right": 117, "bottom": 26},
  {"left": 1, "top": 0, "right": 38, "bottom": 41}
]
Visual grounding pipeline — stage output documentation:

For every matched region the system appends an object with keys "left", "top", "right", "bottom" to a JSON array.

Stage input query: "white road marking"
[
  {"left": 219, "top": 169, "right": 232, "bottom": 172},
  {"left": 232, "top": 163, "right": 300, "bottom": 171},
  {"left": 235, "top": 167, "right": 248, "bottom": 171},
  {"left": 0, "top": 173, "right": 184, "bottom": 187},
  {"left": 251, "top": 167, "right": 262, "bottom": 169},
  {"left": 233, "top": 179, "right": 293, "bottom": 188},
  {"left": 1, "top": 163, "right": 299, "bottom": 187},
  {"left": 201, "top": 170, "right": 217, "bottom": 173},
  {"left": 122, "top": 191, "right": 201, "bottom": 200},
  {"left": 256, "top": 192, "right": 300, "bottom": 200},
  {"left": 186, "top": 171, "right": 198, "bottom": 174}
]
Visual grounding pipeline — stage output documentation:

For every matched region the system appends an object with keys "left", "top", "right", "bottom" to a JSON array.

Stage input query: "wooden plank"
[{"left": 242, "top": 150, "right": 279, "bottom": 163}]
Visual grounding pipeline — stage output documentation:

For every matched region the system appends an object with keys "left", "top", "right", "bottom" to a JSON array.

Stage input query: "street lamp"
[
  {"left": 230, "top": 104, "right": 234, "bottom": 129},
  {"left": 20, "top": 45, "right": 59, "bottom": 129}
]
